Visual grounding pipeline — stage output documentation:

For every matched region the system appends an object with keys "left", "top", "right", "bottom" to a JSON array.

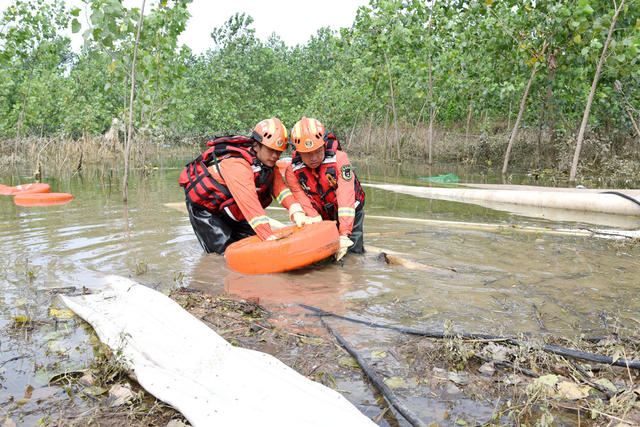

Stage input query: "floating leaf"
[
  {"left": 49, "top": 309, "right": 74, "bottom": 319},
  {"left": 384, "top": 376, "right": 405, "bottom": 390},
  {"left": 535, "top": 374, "right": 558, "bottom": 388},
  {"left": 34, "top": 363, "right": 85, "bottom": 386},
  {"left": 557, "top": 380, "right": 590, "bottom": 399},
  {"left": 448, "top": 371, "right": 469, "bottom": 386},
  {"left": 83, "top": 386, "right": 107, "bottom": 396},
  {"left": 339, "top": 358, "right": 360, "bottom": 369},
  {"left": 109, "top": 384, "right": 134, "bottom": 407},
  {"left": 371, "top": 350, "right": 387, "bottom": 359},
  {"left": 299, "top": 336, "right": 324, "bottom": 345},
  {"left": 594, "top": 378, "right": 617, "bottom": 392}
]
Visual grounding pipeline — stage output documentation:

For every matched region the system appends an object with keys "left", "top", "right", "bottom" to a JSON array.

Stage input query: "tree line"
[{"left": 1, "top": 0, "right": 639, "bottom": 178}]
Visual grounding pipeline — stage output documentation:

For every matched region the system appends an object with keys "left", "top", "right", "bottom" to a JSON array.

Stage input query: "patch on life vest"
[{"left": 341, "top": 165, "right": 352, "bottom": 181}]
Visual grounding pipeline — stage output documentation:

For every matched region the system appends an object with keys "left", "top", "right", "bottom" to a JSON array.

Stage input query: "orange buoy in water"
[
  {"left": 275, "top": 157, "right": 291, "bottom": 177},
  {"left": 14, "top": 192, "right": 73, "bottom": 206},
  {"left": 0, "top": 183, "right": 50, "bottom": 195},
  {"left": 225, "top": 220, "right": 339, "bottom": 274}
]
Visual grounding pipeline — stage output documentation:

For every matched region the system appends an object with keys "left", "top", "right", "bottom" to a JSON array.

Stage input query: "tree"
[{"left": 570, "top": 0, "right": 627, "bottom": 183}]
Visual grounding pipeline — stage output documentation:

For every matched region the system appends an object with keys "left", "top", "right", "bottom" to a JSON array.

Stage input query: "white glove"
[
  {"left": 308, "top": 215, "right": 322, "bottom": 223},
  {"left": 288, "top": 203, "right": 312, "bottom": 227},
  {"left": 335, "top": 235, "right": 354, "bottom": 261}
]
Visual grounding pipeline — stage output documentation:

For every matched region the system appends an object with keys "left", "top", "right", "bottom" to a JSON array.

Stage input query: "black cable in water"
[
  {"left": 300, "top": 304, "right": 640, "bottom": 370},
  {"left": 319, "top": 317, "right": 426, "bottom": 427},
  {"left": 600, "top": 190, "right": 640, "bottom": 208}
]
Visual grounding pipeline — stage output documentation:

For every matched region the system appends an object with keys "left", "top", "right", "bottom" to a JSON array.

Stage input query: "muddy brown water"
[{"left": 1, "top": 160, "right": 639, "bottom": 425}]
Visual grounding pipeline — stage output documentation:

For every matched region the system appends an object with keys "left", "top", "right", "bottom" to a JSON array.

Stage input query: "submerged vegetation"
[{"left": 1, "top": 0, "right": 639, "bottom": 182}]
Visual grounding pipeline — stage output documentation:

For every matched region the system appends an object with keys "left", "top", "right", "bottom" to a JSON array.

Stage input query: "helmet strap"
[{"left": 251, "top": 130, "right": 263, "bottom": 142}]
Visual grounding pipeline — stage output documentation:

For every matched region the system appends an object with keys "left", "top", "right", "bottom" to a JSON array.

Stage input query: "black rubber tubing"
[
  {"left": 300, "top": 304, "right": 640, "bottom": 370},
  {"left": 600, "top": 190, "right": 640, "bottom": 208},
  {"left": 320, "top": 317, "right": 426, "bottom": 427}
]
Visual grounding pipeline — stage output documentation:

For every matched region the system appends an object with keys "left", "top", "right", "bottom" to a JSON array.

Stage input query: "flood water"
[{"left": 1, "top": 158, "right": 639, "bottom": 425}]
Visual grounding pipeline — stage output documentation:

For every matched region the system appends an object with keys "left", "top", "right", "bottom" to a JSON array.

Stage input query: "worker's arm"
[
  {"left": 215, "top": 158, "right": 274, "bottom": 240},
  {"left": 334, "top": 151, "right": 357, "bottom": 236},
  {"left": 272, "top": 171, "right": 296, "bottom": 210},
  {"left": 284, "top": 165, "right": 322, "bottom": 221},
  {"left": 272, "top": 171, "right": 315, "bottom": 227}
]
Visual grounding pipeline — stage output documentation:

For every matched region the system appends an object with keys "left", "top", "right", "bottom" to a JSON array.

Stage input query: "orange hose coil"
[
  {"left": 225, "top": 220, "right": 339, "bottom": 274},
  {"left": 0, "top": 183, "right": 50, "bottom": 195},
  {"left": 14, "top": 192, "right": 73, "bottom": 206}
]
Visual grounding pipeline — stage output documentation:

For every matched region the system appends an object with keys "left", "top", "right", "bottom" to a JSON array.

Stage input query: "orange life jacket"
[
  {"left": 291, "top": 136, "right": 365, "bottom": 219},
  {"left": 179, "top": 136, "right": 274, "bottom": 220}
]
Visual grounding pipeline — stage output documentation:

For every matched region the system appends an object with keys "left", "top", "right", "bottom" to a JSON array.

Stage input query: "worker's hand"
[
  {"left": 335, "top": 235, "right": 354, "bottom": 261},
  {"left": 288, "top": 203, "right": 312, "bottom": 227},
  {"left": 265, "top": 235, "right": 277, "bottom": 241},
  {"left": 292, "top": 211, "right": 313, "bottom": 227},
  {"left": 308, "top": 215, "right": 322, "bottom": 223}
]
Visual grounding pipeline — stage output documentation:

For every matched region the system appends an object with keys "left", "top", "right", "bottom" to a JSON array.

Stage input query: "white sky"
[
  {"left": 177, "top": 0, "right": 370, "bottom": 52},
  {"left": 0, "top": 0, "right": 370, "bottom": 53}
]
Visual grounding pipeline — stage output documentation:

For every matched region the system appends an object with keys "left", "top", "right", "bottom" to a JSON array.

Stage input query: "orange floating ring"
[
  {"left": 225, "top": 220, "right": 339, "bottom": 274},
  {"left": 275, "top": 157, "right": 291, "bottom": 178},
  {"left": 0, "top": 183, "right": 50, "bottom": 195},
  {"left": 14, "top": 192, "right": 73, "bottom": 206}
]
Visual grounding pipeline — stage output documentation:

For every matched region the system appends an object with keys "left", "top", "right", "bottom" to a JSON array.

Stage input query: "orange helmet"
[
  {"left": 291, "top": 117, "right": 327, "bottom": 153},
  {"left": 251, "top": 118, "right": 288, "bottom": 152}
]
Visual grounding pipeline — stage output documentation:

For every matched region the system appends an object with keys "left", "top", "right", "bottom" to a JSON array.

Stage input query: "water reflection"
[
  {"left": 1, "top": 160, "right": 639, "bottom": 423},
  {"left": 188, "top": 253, "right": 366, "bottom": 334}
]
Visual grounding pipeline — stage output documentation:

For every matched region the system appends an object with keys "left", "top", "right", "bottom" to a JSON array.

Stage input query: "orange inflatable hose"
[
  {"left": 0, "top": 183, "right": 50, "bottom": 195},
  {"left": 14, "top": 192, "right": 73, "bottom": 206},
  {"left": 225, "top": 220, "right": 339, "bottom": 274}
]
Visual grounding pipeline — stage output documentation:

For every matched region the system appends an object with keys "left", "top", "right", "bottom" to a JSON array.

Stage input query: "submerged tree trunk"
[
  {"left": 384, "top": 53, "right": 400, "bottom": 161},
  {"left": 569, "top": 0, "right": 624, "bottom": 183},
  {"left": 427, "top": 57, "right": 435, "bottom": 165},
  {"left": 465, "top": 93, "right": 474, "bottom": 144},
  {"left": 366, "top": 112, "right": 374, "bottom": 153},
  {"left": 626, "top": 106, "right": 640, "bottom": 142},
  {"left": 123, "top": 0, "right": 146, "bottom": 202},
  {"left": 16, "top": 66, "right": 35, "bottom": 144},
  {"left": 502, "top": 41, "right": 549, "bottom": 175},
  {"left": 536, "top": 51, "right": 557, "bottom": 167}
]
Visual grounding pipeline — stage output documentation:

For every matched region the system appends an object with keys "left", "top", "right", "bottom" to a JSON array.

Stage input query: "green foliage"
[{"left": 0, "top": 0, "right": 638, "bottom": 166}]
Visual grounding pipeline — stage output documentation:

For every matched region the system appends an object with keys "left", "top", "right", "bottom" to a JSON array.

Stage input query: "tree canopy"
[{"left": 1, "top": 0, "right": 638, "bottom": 165}]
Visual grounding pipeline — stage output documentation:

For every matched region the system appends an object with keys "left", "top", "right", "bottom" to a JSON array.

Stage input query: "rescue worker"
[
  {"left": 179, "top": 117, "right": 312, "bottom": 254},
  {"left": 285, "top": 117, "right": 365, "bottom": 261}
]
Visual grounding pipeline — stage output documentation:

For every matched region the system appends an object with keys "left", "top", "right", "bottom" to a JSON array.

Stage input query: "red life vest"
[
  {"left": 291, "top": 136, "right": 365, "bottom": 220},
  {"left": 179, "top": 135, "right": 274, "bottom": 221}
]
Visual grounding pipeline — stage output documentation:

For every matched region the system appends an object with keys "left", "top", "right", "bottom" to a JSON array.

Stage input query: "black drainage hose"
[
  {"left": 300, "top": 304, "right": 640, "bottom": 370},
  {"left": 600, "top": 190, "right": 640, "bottom": 209},
  {"left": 320, "top": 317, "right": 426, "bottom": 427}
]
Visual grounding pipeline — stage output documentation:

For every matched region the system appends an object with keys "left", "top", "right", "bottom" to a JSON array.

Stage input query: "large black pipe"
[{"left": 300, "top": 304, "right": 640, "bottom": 370}]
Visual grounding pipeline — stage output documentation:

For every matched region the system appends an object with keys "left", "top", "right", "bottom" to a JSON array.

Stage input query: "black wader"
[{"left": 186, "top": 200, "right": 255, "bottom": 254}]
